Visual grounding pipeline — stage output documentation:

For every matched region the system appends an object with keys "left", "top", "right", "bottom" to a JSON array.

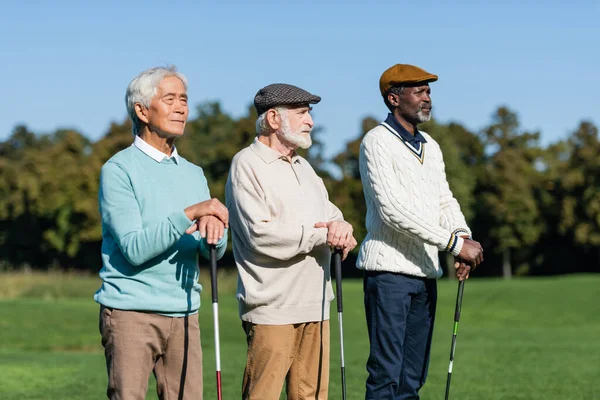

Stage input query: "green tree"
[
  {"left": 329, "top": 117, "right": 378, "bottom": 246},
  {"left": 178, "top": 102, "right": 252, "bottom": 202},
  {"left": 0, "top": 127, "right": 97, "bottom": 268},
  {"left": 421, "top": 119, "right": 479, "bottom": 224},
  {"left": 559, "top": 121, "right": 600, "bottom": 259},
  {"left": 476, "top": 107, "right": 544, "bottom": 278}
]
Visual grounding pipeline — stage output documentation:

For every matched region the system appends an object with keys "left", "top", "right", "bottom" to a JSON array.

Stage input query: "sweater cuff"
[
  {"left": 306, "top": 226, "right": 328, "bottom": 249},
  {"left": 169, "top": 210, "right": 194, "bottom": 235},
  {"left": 452, "top": 228, "right": 472, "bottom": 239},
  {"left": 444, "top": 233, "right": 465, "bottom": 257}
]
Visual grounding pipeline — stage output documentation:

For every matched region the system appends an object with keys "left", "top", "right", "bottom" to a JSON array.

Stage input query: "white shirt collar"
[{"left": 133, "top": 135, "right": 180, "bottom": 164}]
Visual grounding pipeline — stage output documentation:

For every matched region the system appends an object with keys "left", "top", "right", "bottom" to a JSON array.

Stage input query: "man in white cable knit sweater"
[
  {"left": 226, "top": 83, "right": 357, "bottom": 400},
  {"left": 357, "top": 64, "right": 484, "bottom": 399}
]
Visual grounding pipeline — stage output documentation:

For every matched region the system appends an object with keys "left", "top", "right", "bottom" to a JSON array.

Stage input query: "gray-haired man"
[
  {"left": 95, "top": 66, "right": 228, "bottom": 399},
  {"left": 226, "top": 84, "right": 357, "bottom": 399}
]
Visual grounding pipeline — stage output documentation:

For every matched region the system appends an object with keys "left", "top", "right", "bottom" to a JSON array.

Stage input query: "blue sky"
[{"left": 1, "top": 0, "right": 598, "bottom": 158}]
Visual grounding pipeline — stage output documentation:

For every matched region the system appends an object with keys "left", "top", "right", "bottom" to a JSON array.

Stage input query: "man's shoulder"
[
  {"left": 361, "top": 123, "right": 396, "bottom": 148},
  {"left": 230, "top": 145, "right": 256, "bottom": 166},
  {"left": 102, "top": 145, "right": 138, "bottom": 169},
  {"left": 365, "top": 123, "right": 388, "bottom": 137},
  {"left": 419, "top": 130, "right": 442, "bottom": 152},
  {"left": 419, "top": 129, "right": 435, "bottom": 144},
  {"left": 227, "top": 146, "right": 259, "bottom": 183}
]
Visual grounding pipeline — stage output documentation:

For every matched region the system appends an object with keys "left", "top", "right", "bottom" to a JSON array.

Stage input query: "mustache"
[{"left": 419, "top": 104, "right": 432, "bottom": 111}]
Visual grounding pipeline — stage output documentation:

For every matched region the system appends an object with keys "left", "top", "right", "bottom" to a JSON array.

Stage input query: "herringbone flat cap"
[{"left": 254, "top": 83, "right": 321, "bottom": 115}]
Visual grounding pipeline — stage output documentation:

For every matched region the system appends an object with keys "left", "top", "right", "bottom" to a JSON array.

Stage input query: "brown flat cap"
[
  {"left": 254, "top": 83, "right": 321, "bottom": 115},
  {"left": 379, "top": 64, "right": 438, "bottom": 96}
]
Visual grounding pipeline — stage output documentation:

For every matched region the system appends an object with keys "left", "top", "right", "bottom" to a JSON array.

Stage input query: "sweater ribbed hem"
[
  {"left": 356, "top": 264, "right": 442, "bottom": 279},
  {"left": 95, "top": 297, "right": 200, "bottom": 317},
  {"left": 301, "top": 225, "right": 328, "bottom": 252},
  {"left": 240, "top": 303, "right": 331, "bottom": 325}
]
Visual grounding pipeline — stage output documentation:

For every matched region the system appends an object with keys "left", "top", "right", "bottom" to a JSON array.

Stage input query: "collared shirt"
[
  {"left": 250, "top": 137, "right": 301, "bottom": 165},
  {"left": 133, "top": 135, "right": 180, "bottom": 164},
  {"left": 382, "top": 113, "right": 427, "bottom": 147},
  {"left": 380, "top": 113, "right": 428, "bottom": 164}
]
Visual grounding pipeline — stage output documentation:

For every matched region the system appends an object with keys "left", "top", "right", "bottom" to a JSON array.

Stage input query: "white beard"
[
  {"left": 277, "top": 112, "right": 312, "bottom": 149},
  {"left": 417, "top": 109, "right": 432, "bottom": 123}
]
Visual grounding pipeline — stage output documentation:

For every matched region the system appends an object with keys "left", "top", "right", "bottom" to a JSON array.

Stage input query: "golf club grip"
[
  {"left": 334, "top": 249, "right": 343, "bottom": 313},
  {"left": 210, "top": 244, "right": 218, "bottom": 303},
  {"left": 454, "top": 280, "right": 465, "bottom": 322}
]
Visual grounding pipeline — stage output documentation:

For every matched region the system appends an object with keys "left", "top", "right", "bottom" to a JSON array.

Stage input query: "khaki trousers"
[
  {"left": 242, "top": 321, "right": 330, "bottom": 400},
  {"left": 99, "top": 306, "right": 203, "bottom": 400}
]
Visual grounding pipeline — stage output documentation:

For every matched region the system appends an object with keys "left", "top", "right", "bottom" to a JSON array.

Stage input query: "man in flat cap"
[
  {"left": 357, "top": 64, "right": 484, "bottom": 399},
  {"left": 226, "top": 83, "right": 357, "bottom": 399}
]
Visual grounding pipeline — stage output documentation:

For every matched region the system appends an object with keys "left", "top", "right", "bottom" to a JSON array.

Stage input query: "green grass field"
[{"left": 1, "top": 272, "right": 599, "bottom": 399}]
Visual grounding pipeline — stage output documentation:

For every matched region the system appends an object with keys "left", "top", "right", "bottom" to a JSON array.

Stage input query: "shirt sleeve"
[
  {"left": 317, "top": 176, "right": 345, "bottom": 222},
  {"left": 226, "top": 160, "right": 328, "bottom": 261},
  {"left": 359, "top": 133, "right": 464, "bottom": 256},
  {"left": 99, "top": 162, "right": 193, "bottom": 266}
]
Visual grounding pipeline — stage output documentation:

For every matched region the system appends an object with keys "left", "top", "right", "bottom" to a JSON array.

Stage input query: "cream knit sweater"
[{"left": 357, "top": 124, "right": 471, "bottom": 279}]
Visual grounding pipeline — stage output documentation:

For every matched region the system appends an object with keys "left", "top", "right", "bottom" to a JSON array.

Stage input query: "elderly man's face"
[
  {"left": 144, "top": 76, "right": 189, "bottom": 137},
  {"left": 393, "top": 84, "right": 432, "bottom": 124},
  {"left": 277, "top": 105, "right": 314, "bottom": 149}
]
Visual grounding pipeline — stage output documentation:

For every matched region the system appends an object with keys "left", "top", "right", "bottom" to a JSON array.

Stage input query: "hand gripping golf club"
[
  {"left": 333, "top": 249, "right": 347, "bottom": 400},
  {"left": 444, "top": 279, "right": 465, "bottom": 400},
  {"left": 209, "top": 245, "right": 223, "bottom": 400}
]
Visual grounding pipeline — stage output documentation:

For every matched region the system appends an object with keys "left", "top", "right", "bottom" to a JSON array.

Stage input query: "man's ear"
[
  {"left": 387, "top": 93, "right": 400, "bottom": 108},
  {"left": 134, "top": 103, "right": 149, "bottom": 124},
  {"left": 266, "top": 108, "right": 281, "bottom": 131}
]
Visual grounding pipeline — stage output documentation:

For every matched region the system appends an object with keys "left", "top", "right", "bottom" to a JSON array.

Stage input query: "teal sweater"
[{"left": 94, "top": 145, "right": 227, "bottom": 316}]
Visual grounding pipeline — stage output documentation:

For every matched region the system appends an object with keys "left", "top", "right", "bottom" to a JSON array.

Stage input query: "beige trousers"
[
  {"left": 99, "top": 306, "right": 203, "bottom": 400},
  {"left": 242, "top": 321, "right": 330, "bottom": 400}
]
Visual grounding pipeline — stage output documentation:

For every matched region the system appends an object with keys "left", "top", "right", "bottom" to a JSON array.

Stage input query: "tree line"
[{"left": 1, "top": 102, "right": 598, "bottom": 277}]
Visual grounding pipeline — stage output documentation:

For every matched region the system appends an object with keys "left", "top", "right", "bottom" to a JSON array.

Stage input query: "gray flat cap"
[{"left": 254, "top": 83, "right": 321, "bottom": 115}]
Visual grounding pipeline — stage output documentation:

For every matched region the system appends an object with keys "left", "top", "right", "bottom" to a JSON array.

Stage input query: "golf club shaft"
[
  {"left": 209, "top": 245, "right": 223, "bottom": 400},
  {"left": 445, "top": 279, "right": 465, "bottom": 400},
  {"left": 334, "top": 249, "right": 347, "bottom": 400}
]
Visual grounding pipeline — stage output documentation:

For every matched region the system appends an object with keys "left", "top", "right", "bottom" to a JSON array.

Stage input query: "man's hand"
[
  {"left": 185, "top": 215, "right": 225, "bottom": 244},
  {"left": 457, "top": 238, "right": 484, "bottom": 267},
  {"left": 314, "top": 221, "right": 357, "bottom": 260},
  {"left": 184, "top": 198, "right": 229, "bottom": 228},
  {"left": 454, "top": 258, "right": 471, "bottom": 281},
  {"left": 338, "top": 235, "right": 358, "bottom": 261}
]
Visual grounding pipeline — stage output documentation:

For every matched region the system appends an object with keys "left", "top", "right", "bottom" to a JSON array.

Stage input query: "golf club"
[
  {"left": 333, "top": 249, "right": 347, "bottom": 400},
  {"left": 209, "top": 244, "right": 223, "bottom": 400},
  {"left": 444, "top": 279, "right": 465, "bottom": 400}
]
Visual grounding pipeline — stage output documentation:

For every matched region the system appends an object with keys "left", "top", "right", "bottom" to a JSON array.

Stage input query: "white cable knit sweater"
[{"left": 357, "top": 123, "right": 471, "bottom": 279}]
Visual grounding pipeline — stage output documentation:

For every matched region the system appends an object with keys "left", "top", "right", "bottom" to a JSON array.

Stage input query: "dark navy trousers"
[{"left": 363, "top": 270, "right": 437, "bottom": 400}]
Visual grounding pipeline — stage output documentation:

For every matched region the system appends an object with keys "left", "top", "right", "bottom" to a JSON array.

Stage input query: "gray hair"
[
  {"left": 125, "top": 66, "right": 188, "bottom": 136},
  {"left": 384, "top": 85, "right": 405, "bottom": 112},
  {"left": 255, "top": 106, "right": 287, "bottom": 136}
]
